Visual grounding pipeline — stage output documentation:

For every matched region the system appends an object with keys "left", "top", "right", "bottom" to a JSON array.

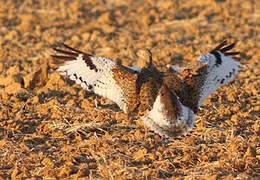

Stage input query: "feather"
[
  {"left": 52, "top": 44, "right": 138, "bottom": 113},
  {"left": 50, "top": 41, "right": 242, "bottom": 138}
]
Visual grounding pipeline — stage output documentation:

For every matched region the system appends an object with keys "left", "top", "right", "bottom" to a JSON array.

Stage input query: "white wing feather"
[
  {"left": 52, "top": 46, "right": 129, "bottom": 112},
  {"left": 198, "top": 51, "right": 241, "bottom": 106}
]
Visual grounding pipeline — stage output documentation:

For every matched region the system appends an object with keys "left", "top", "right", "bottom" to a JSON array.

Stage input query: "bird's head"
[{"left": 136, "top": 49, "right": 155, "bottom": 68}]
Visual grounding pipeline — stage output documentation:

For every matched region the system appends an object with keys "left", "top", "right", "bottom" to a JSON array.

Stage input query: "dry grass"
[{"left": 0, "top": 0, "right": 259, "bottom": 179}]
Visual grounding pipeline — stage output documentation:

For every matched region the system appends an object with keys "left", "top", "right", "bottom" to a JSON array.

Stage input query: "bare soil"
[{"left": 0, "top": 0, "right": 259, "bottom": 179}]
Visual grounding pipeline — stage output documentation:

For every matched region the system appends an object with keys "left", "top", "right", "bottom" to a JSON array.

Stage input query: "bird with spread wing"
[{"left": 51, "top": 40, "right": 241, "bottom": 138}]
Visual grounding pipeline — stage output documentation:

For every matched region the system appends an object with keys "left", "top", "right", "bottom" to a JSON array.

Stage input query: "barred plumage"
[{"left": 51, "top": 41, "right": 242, "bottom": 138}]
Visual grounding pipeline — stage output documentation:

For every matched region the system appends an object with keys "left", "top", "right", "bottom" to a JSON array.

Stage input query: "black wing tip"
[
  {"left": 51, "top": 55, "right": 75, "bottom": 60},
  {"left": 214, "top": 40, "right": 228, "bottom": 50},
  {"left": 212, "top": 40, "right": 240, "bottom": 58},
  {"left": 60, "top": 43, "right": 92, "bottom": 57},
  {"left": 51, "top": 42, "right": 75, "bottom": 49},
  {"left": 52, "top": 43, "right": 80, "bottom": 53},
  {"left": 60, "top": 43, "right": 79, "bottom": 52},
  {"left": 214, "top": 40, "right": 235, "bottom": 51},
  {"left": 224, "top": 51, "right": 240, "bottom": 56},
  {"left": 51, "top": 43, "right": 93, "bottom": 60}
]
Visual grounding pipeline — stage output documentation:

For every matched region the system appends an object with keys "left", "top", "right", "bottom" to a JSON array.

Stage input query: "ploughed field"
[{"left": 0, "top": 0, "right": 259, "bottom": 179}]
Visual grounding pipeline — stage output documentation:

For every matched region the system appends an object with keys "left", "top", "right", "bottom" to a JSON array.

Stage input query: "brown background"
[{"left": 0, "top": 0, "right": 259, "bottom": 179}]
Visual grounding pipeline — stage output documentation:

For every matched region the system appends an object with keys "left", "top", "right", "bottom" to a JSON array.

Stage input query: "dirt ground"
[{"left": 0, "top": 0, "right": 259, "bottom": 179}]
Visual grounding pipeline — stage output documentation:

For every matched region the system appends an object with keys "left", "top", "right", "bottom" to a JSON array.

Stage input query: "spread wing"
[
  {"left": 51, "top": 44, "right": 139, "bottom": 113},
  {"left": 165, "top": 41, "right": 242, "bottom": 113},
  {"left": 196, "top": 41, "right": 241, "bottom": 106}
]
